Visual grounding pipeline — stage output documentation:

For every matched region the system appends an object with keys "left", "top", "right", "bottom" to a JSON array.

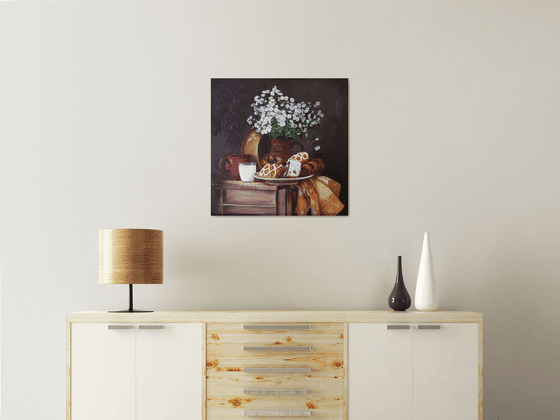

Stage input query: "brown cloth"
[{"left": 295, "top": 176, "right": 344, "bottom": 215}]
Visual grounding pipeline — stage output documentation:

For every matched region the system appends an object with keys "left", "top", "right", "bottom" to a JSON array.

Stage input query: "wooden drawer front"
[
  {"left": 224, "top": 189, "right": 276, "bottom": 206},
  {"left": 207, "top": 323, "right": 344, "bottom": 380},
  {"left": 223, "top": 206, "right": 277, "bottom": 215},
  {"left": 206, "top": 323, "right": 344, "bottom": 419},
  {"left": 206, "top": 358, "right": 344, "bottom": 388},
  {"left": 208, "top": 322, "right": 343, "bottom": 340},
  {"left": 207, "top": 387, "right": 343, "bottom": 419}
]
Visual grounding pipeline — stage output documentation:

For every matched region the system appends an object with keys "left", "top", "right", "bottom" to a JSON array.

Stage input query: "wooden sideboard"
[{"left": 67, "top": 311, "right": 483, "bottom": 420}]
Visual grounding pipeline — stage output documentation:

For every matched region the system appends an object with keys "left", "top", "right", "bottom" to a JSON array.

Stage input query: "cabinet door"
[
  {"left": 72, "top": 323, "right": 136, "bottom": 420},
  {"left": 136, "top": 323, "right": 203, "bottom": 420},
  {"left": 413, "top": 323, "right": 478, "bottom": 420},
  {"left": 348, "top": 323, "right": 413, "bottom": 420}
]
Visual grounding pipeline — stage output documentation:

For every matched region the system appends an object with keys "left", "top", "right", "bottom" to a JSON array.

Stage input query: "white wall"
[{"left": 1, "top": 2, "right": 560, "bottom": 419}]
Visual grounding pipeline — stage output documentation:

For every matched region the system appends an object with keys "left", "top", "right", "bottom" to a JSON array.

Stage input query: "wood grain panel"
[
  {"left": 223, "top": 205, "right": 276, "bottom": 215},
  {"left": 209, "top": 342, "right": 341, "bottom": 357},
  {"left": 66, "top": 322, "right": 71, "bottom": 420},
  {"left": 202, "top": 323, "right": 207, "bottom": 420},
  {"left": 68, "top": 311, "right": 483, "bottom": 324},
  {"left": 208, "top": 386, "right": 342, "bottom": 400},
  {"left": 208, "top": 322, "right": 342, "bottom": 334},
  {"left": 478, "top": 322, "right": 483, "bottom": 420},
  {"left": 207, "top": 370, "right": 344, "bottom": 388},
  {"left": 207, "top": 333, "right": 343, "bottom": 344},
  {"left": 224, "top": 189, "right": 276, "bottom": 206},
  {"left": 207, "top": 389, "right": 344, "bottom": 420},
  {"left": 207, "top": 322, "right": 344, "bottom": 419},
  {"left": 342, "top": 323, "right": 348, "bottom": 420}
]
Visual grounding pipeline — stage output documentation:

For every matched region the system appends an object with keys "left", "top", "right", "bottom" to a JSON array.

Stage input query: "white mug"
[{"left": 238, "top": 162, "right": 257, "bottom": 182}]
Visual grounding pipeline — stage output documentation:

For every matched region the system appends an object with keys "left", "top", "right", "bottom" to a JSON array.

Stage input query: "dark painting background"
[{"left": 211, "top": 78, "right": 348, "bottom": 215}]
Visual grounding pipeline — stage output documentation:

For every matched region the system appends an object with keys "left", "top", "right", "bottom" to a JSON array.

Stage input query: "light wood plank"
[
  {"left": 207, "top": 391, "right": 344, "bottom": 419},
  {"left": 208, "top": 386, "right": 342, "bottom": 400},
  {"left": 342, "top": 322, "right": 348, "bottom": 420},
  {"left": 206, "top": 354, "right": 343, "bottom": 373},
  {"left": 207, "top": 371, "right": 343, "bottom": 388},
  {"left": 66, "top": 322, "right": 71, "bottom": 420},
  {"left": 243, "top": 410, "right": 311, "bottom": 417},
  {"left": 478, "top": 322, "right": 483, "bottom": 420},
  {"left": 67, "top": 311, "right": 483, "bottom": 324},
  {"left": 203, "top": 323, "right": 207, "bottom": 420}
]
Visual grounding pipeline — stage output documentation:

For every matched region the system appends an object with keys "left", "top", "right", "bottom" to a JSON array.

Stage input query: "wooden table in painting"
[{"left": 212, "top": 178, "right": 298, "bottom": 215}]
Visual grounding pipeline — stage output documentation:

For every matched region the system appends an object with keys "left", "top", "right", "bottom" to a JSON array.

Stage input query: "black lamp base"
[
  {"left": 109, "top": 284, "right": 154, "bottom": 313},
  {"left": 108, "top": 309, "right": 153, "bottom": 313}
]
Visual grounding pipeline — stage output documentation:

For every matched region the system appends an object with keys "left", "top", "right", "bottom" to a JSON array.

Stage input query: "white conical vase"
[{"left": 415, "top": 232, "right": 439, "bottom": 311}]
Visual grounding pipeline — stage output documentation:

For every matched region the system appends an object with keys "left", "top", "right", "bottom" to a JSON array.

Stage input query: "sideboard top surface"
[{"left": 67, "top": 311, "right": 482, "bottom": 323}]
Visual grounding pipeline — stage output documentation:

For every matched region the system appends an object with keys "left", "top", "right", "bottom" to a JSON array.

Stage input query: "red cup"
[{"left": 218, "top": 154, "right": 253, "bottom": 180}]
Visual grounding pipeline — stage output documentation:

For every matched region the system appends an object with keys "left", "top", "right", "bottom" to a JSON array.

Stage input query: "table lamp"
[{"left": 99, "top": 228, "right": 163, "bottom": 313}]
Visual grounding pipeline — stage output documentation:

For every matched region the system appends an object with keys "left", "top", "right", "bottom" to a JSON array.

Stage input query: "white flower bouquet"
[{"left": 247, "top": 86, "right": 324, "bottom": 140}]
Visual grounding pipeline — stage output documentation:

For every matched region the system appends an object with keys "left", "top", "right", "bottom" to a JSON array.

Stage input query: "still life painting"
[{"left": 211, "top": 78, "right": 348, "bottom": 216}]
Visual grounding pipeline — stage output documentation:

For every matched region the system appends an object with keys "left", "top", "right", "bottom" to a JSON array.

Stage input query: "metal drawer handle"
[
  {"left": 244, "top": 389, "right": 311, "bottom": 395},
  {"left": 244, "top": 410, "right": 311, "bottom": 417},
  {"left": 386, "top": 325, "right": 410, "bottom": 330},
  {"left": 244, "top": 368, "right": 311, "bottom": 373},
  {"left": 243, "top": 325, "right": 311, "bottom": 330},
  {"left": 243, "top": 346, "right": 311, "bottom": 352},
  {"left": 107, "top": 325, "right": 133, "bottom": 330},
  {"left": 138, "top": 325, "right": 164, "bottom": 330},
  {"left": 417, "top": 325, "right": 441, "bottom": 330}
]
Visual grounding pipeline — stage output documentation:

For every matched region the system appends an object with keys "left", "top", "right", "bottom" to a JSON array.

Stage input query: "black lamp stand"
[{"left": 109, "top": 284, "right": 153, "bottom": 313}]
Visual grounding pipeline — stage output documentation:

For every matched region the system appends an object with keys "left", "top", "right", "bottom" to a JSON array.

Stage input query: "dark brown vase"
[
  {"left": 388, "top": 256, "right": 411, "bottom": 311},
  {"left": 262, "top": 137, "right": 303, "bottom": 166}
]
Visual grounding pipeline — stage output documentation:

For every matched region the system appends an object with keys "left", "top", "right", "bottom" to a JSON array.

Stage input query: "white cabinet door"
[
  {"left": 349, "top": 322, "right": 479, "bottom": 420},
  {"left": 72, "top": 323, "right": 136, "bottom": 420},
  {"left": 348, "top": 323, "right": 413, "bottom": 420},
  {"left": 136, "top": 323, "right": 203, "bottom": 420},
  {"left": 413, "top": 323, "right": 478, "bottom": 420}
]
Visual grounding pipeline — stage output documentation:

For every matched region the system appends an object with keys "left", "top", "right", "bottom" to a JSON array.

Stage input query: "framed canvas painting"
[{"left": 211, "top": 78, "right": 348, "bottom": 216}]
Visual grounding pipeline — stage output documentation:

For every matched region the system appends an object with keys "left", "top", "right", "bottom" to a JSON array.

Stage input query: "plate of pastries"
[{"left": 253, "top": 152, "right": 325, "bottom": 185}]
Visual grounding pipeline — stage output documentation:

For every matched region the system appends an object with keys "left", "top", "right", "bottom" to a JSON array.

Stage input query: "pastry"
[
  {"left": 287, "top": 152, "right": 310, "bottom": 164},
  {"left": 300, "top": 158, "right": 325, "bottom": 176},
  {"left": 259, "top": 163, "right": 285, "bottom": 178},
  {"left": 261, "top": 155, "right": 286, "bottom": 167}
]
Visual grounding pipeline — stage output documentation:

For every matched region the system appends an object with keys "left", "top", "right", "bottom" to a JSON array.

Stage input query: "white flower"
[
  {"left": 314, "top": 101, "right": 320, "bottom": 107},
  {"left": 314, "top": 137, "right": 319, "bottom": 141},
  {"left": 315, "top": 145, "right": 321, "bottom": 151}
]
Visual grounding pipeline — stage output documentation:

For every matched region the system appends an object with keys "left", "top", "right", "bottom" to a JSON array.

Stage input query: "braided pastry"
[
  {"left": 259, "top": 163, "right": 285, "bottom": 178},
  {"left": 300, "top": 158, "right": 325, "bottom": 176},
  {"left": 287, "top": 151, "right": 310, "bottom": 164},
  {"left": 261, "top": 155, "right": 286, "bottom": 167}
]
